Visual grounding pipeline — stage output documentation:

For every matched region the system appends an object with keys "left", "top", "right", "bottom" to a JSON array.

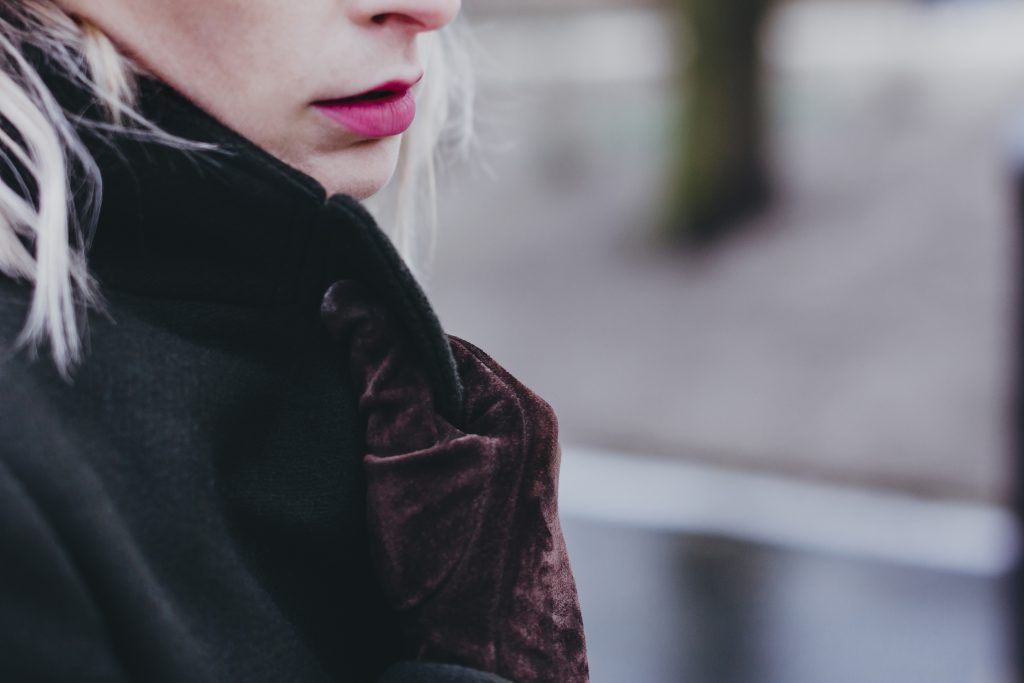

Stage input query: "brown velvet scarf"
[{"left": 320, "top": 280, "right": 590, "bottom": 683}]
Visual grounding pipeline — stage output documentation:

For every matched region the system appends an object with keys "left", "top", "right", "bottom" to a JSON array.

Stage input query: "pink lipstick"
[{"left": 314, "top": 79, "right": 417, "bottom": 138}]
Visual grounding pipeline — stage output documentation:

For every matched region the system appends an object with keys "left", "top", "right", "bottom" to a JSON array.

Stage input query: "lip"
[{"left": 313, "top": 75, "right": 422, "bottom": 138}]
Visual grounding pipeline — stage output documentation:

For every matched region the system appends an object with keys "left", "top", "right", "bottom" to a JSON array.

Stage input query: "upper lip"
[{"left": 317, "top": 73, "right": 424, "bottom": 103}]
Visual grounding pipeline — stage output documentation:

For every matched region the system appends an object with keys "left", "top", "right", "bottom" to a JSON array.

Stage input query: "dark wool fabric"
[{"left": 0, "top": 61, "right": 586, "bottom": 682}]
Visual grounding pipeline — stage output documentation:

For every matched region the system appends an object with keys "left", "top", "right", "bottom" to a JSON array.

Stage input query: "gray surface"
[
  {"left": 562, "top": 517, "right": 1011, "bottom": 683},
  {"left": 429, "top": 1, "right": 1022, "bottom": 501},
  {"left": 426, "top": 5, "right": 1021, "bottom": 681}
]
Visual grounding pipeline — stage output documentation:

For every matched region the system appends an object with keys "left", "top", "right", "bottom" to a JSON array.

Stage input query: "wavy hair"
[{"left": 0, "top": 0, "right": 477, "bottom": 380}]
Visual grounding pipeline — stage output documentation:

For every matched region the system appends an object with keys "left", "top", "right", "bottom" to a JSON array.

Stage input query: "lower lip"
[{"left": 314, "top": 90, "right": 416, "bottom": 138}]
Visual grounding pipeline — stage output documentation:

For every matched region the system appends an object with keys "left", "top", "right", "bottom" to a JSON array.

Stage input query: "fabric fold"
[{"left": 320, "top": 280, "right": 589, "bottom": 683}]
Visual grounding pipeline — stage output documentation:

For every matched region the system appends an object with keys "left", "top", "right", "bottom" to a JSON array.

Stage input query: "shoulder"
[
  {"left": 0, "top": 277, "right": 67, "bottom": 407},
  {"left": 0, "top": 314, "right": 127, "bottom": 680},
  {"left": 0, "top": 312, "right": 57, "bottom": 429},
  {"left": 0, "top": 278, "right": 95, "bottom": 486},
  {"left": 0, "top": 282, "right": 129, "bottom": 597}
]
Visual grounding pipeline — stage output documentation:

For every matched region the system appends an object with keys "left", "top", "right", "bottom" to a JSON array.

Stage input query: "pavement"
[
  {"left": 412, "top": 2, "right": 1024, "bottom": 680},
  {"left": 563, "top": 516, "right": 1010, "bottom": 683},
  {"left": 428, "top": 0, "right": 1024, "bottom": 503}
]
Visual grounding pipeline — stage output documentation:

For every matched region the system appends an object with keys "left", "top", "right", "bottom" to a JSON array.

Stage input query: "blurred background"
[{"left": 427, "top": 0, "right": 1024, "bottom": 680}]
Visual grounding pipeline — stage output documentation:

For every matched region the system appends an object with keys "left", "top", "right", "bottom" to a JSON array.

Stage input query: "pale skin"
[{"left": 55, "top": 0, "right": 462, "bottom": 199}]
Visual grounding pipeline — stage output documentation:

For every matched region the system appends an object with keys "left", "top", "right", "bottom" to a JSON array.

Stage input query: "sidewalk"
[{"left": 428, "top": 0, "right": 1024, "bottom": 503}]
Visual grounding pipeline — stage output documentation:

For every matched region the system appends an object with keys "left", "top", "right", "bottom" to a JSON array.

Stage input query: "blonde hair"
[{"left": 0, "top": 0, "right": 477, "bottom": 380}]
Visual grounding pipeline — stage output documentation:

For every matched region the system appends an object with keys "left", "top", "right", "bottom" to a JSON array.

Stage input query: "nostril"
[{"left": 367, "top": 12, "right": 436, "bottom": 29}]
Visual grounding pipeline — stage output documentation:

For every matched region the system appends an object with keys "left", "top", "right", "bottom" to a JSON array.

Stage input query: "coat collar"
[
  {"left": 51, "top": 68, "right": 463, "bottom": 418},
  {"left": 82, "top": 74, "right": 355, "bottom": 309}
]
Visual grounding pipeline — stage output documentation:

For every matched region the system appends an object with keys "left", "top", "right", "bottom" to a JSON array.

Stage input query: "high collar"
[
  {"left": 78, "top": 74, "right": 356, "bottom": 309},
  {"left": 43, "top": 65, "right": 463, "bottom": 418}
]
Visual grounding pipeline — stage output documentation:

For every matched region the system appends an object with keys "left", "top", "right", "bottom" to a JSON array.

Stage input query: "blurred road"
[
  {"left": 424, "top": 1, "right": 1024, "bottom": 680},
  {"left": 432, "top": 0, "right": 1024, "bottom": 503},
  {"left": 563, "top": 516, "right": 1009, "bottom": 683}
]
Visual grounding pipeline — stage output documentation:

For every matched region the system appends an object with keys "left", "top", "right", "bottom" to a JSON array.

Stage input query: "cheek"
[
  {"left": 93, "top": 0, "right": 396, "bottom": 197},
  {"left": 129, "top": 1, "right": 319, "bottom": 121}
]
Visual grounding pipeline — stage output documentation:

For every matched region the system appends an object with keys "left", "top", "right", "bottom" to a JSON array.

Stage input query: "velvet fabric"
[{"left": 321, "top": 281, "right": 589, "bottom": 683}]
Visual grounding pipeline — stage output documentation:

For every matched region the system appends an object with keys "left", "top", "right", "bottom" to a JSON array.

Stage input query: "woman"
[{"left": 0, "top": 2, "right": 588, "bottom": 682}]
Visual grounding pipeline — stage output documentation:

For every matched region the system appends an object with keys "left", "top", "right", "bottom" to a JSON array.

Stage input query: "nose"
[{"left": 352, "top": 0, "right": 461, "bottom": 33}]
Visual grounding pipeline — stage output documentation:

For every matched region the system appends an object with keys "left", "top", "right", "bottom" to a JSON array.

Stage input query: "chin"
[{"left": 302, "top": 137, "right": 402, "bottom": 200}]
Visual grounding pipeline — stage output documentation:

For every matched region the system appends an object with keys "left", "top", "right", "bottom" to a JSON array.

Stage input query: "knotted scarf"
[{"left": 320, "top": 280, "right": 589, "bottom": 683}]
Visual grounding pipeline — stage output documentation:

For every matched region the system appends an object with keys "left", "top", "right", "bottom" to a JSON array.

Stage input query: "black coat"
[{"left": 0, "top": 73, "right": 525, "bottom": 682}]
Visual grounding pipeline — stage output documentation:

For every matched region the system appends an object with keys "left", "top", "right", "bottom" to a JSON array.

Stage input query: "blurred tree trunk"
[{"left": 660, "top": 0, "right": 772, "bottom": 247}]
